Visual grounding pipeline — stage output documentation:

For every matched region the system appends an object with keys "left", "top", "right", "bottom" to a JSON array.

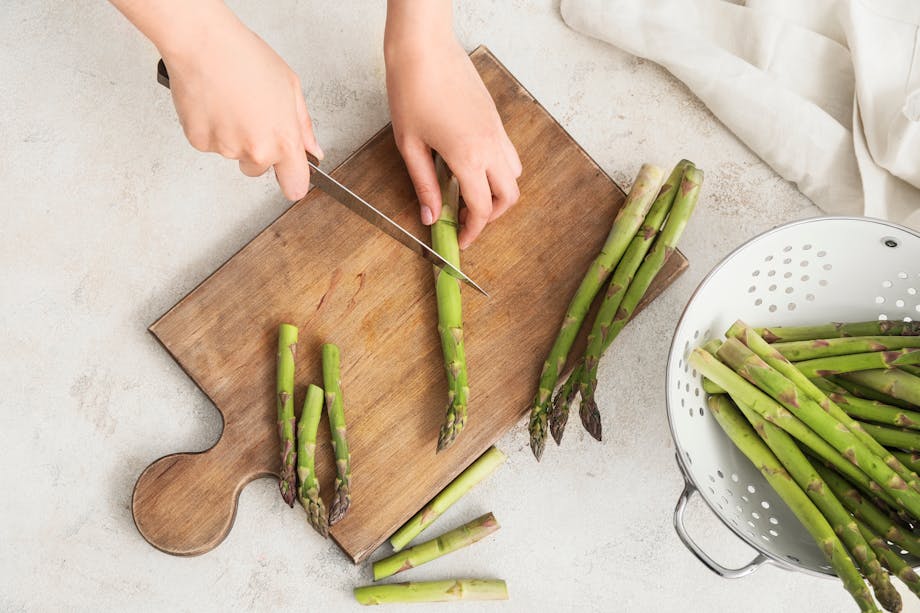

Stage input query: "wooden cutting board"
[{"left": 132, "top": 47, "right": 689, "bottom": 563}]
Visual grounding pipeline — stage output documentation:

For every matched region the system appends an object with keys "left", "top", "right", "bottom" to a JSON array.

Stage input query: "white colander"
[{"left": 668, "top": 216, "right": 920, "bottom": 578}]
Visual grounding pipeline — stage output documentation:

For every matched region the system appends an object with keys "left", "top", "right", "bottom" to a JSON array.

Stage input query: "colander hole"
[
  {"left": 787, "top": 303, "right": 796, "bottom": 311},
  {"left": 685, "top": 452, "right": 692, "bottom": 465},
  {"left": 678, "top": 359, "right": 683, "bottom": 368},
  {"left": 905, "top": 317, "right": 913, "bottom": 323},
  {"left": 806, "top": 294, "right": 815, "bottom": 301},
  {"left": 783, "top": 272, "right": 792, "bottom": 279},
  {"left": 787, "top": 555, "right": 800, "bottom": 563},
  {"left": 783, "top": 258, "right": 791, "bottom": 265},
  {"left": 736, "top": 506, "right": 742, "bottom": 513},
  {"left": 709, "top": 475, "right": 716, "bottom": 483},
  {"left": 902, "top": 549, "right": 909, "bottom": 555},
  {"left": 747, "top": 485, "right": 756, "bottom": 493},
  {"left": 769, "top": 517, "right": 778, "bottom": 525},
  {"left": 908, "top": 288, "right": 917, "bottom": 295},
  {"left": 721, "top": 496, "right": 728, "bottom": 504},
  {"left": 741, "top": 495, "right": 749, "bottom": 502},
  {"left": 680, "top": 398, "right": 685, "bottom": 407},
  {"left": 731, "top": 473, "right": 739, "bottom": 482},
  {"left": 784, "top": 287, "right": 793, "bottom": 294},
  {"left": 800, "top": 260, "right": 809, "bottom": 267},
  {"left": 693, "top": 330, "right": 699, "bottom": 339},
  {"left": 768, "top": 270, "right": 776, "bottom": 277},
  {"left": 817, "top": 251, "right": 826, "bottom": 257},
  {"left": 801, "top": 274, "right": 810, "bottom": 282},
  {"left": 747, "top": 521, "right": 756, "bottom": 528},
  {"left": 683, "top": 363, "right": 689, "bottom": 373},
  {"left": 768, "top": 284, "right": 777, "bottom": 291},
  {"left": 802, "top": 244, "right": 812, "bottom": 250},
  {"left": 761, "top": 501, "right": 770, "bottom": 509},
  {"left": 694, "top": 388, "right": 699, "bottom": 397},
  {"left": 684, "top": 340, "right": 690, "bottom": 352},
  {"left": 915, "top": 305, "right": 920, "bottom": 313},
  {"left": 823, "top": 263, "right": 832, "bottom": 271},
  {"left": 699, "top": 407, "right": 704, "bottom": 416},
  {"left": 819, "top": 279, "right": 828, "bottom": 286},
  {"left": 708, "top": 487, "right": 715, "bottom": 495},
  {"left": 752, "top": 270, "right": 761, "bottom": 277},
  {"left": 691, "top": 369, "right": 697, "bottom": 377},
  {"left": 783, "top": 245, "right": 792, "bottom": 252},
  {"left": 876, "top": 296, "right": 886, "bottom": 304},
  {"left": 897, "top": 299, "right": 905, "bottom": 307},
  {"left": 688, "top": 408, "right": 693, "bottom": 417},
  {"left": 748, "top": 530, "right": 755, "bottom": 538},
  {"left": 754, "top": 298, "right": 763, "bottom": 306},
  {"left": 768, "top": 305, "right": 777, "bottom": 313},
  {"left": 685, "top": 383, "right": 690, "bottom": 392},
  {"left": 752, "top": 512, "right": 760, "bottom": 520},
  {"left": 883, "top": 280, "right": 893, "bottom": 288},
  {"left": 764, "top": 255, "right": 773, "bottom": 262},
  {"left": 748, "top": 285, "right": 756, "bottom": 293},
  {"left": 769, "top": 529, "right": 778, "bottom": 536},
  {"left": 899, "top": 272, "right": 909, "bottom": 279},
  {"left": 717, "top": 504, "right": 723, "bottom": 511},
  {"left": 880, "top": 314, "right": 889, "bottom": 321},
  {"left": 717, "top": 470, "right": 724, "bottom": 478},
  {"left": 761, "top": 535, "right": 770, "bottom": 542}
]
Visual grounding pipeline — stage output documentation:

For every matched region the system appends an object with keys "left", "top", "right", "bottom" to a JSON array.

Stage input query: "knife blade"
[{"left": 155, "top": 59, "right": 488, "bottom": 297}]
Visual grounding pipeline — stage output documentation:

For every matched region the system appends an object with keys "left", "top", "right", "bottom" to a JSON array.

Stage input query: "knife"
[{"left": 155, "top": 59, "right": 488, "bottom": 297}]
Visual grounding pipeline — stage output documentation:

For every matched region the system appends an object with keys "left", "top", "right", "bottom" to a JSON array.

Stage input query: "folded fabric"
[{"left": 561, "top": 0, "right": 920, "bottom": 230}]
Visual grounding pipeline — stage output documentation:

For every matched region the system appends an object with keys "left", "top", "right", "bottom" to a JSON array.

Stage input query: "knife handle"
[{"left": 157, "top": 58, "right": 170, "bottom": 89}]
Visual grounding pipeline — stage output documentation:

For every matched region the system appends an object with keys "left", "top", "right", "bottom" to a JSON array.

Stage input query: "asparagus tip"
[
  {"left": 328, "top": 489, "right": 351, "bottom": 526},
  {"left": 579, "top": 400, "right": 602, "bottom": 441}
]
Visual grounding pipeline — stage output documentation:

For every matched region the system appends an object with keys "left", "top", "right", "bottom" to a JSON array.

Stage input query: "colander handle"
[{"left": 673, "top": 473, "right": 771, "bottom": 578}]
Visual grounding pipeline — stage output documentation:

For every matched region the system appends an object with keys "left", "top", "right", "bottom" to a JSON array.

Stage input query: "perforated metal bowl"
[{"left": 667, "top": 216, "right": 920, "bottom": 578}]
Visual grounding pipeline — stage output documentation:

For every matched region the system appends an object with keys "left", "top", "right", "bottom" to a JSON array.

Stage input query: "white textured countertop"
[{"left": 6, "top": 2, "right": 913, "bottom": 612}]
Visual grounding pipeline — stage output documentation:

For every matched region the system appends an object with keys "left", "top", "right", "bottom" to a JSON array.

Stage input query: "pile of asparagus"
[
  {"left": 353, "top": 447, "right": 508, "bottom": 605},
  {"left": 528, "top": 160, "right": 703, "bottom": 460},
  {"left": 692, "top": 319, "right": 920, "bottom": 612},
  {"left": 276, "top": 326, "right": 352, "bottom": 536}
]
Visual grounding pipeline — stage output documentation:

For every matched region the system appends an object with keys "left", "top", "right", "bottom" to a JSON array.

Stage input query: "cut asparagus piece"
[
  {"left": 297, "top": 384, "right": 328, "bottom": 537},
  {"left": 860, "top": 422, "right": 920, "bottom": 452},
  {"left": 390, "top": 447, "right": 506, "bottom": 552},
  {"left": 756, "top": 321, "right": 920, "bottom": 343},
  {"left": 276, "top": 323, "right": 299, "bottom": 507},
  {"left": 842, "top": 370, "right": 920, "bottom": 408},
  {"left": 354, "top": 580, "right": 508, "bottom": 605},
  {"left": 528, "top": 164, "right": 665, "bottom": 460},
  {"left": 322, "top": 343, "right": 351, "bottom": 525},
  {"left": 858, "top": 520, "right": 920, "bottom": 600},
  {"left": 774, "top": 336, "right": 920, "bottom": 361},
  {"left": 705, "top": 395, "right": 879, "bottom": 612},
  {"left": 432, "top": 156, "right": 469, "bottom": 452},
  {"left": 816, "top": 463, "right": 920, "bottom": 559},
  {"left": 794, "top": 349, "right": 920, "bottom": 378},
  {"left": 578, "top": 164, "right": 702, "bottom": 441},
  {"left": 373, "top": 513, "right": 499, "bottom": 581},
  {"left": 727, "top": 323, "right": 920, "bottom": 494}
]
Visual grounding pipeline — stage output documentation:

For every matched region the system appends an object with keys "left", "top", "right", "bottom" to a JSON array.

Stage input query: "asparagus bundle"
[
  {"left": 323, "top": 343, "right": 352, "bottom": 525},
  {"left": 690, "top": 318, "right": 920, "bottom": 611},
  {"left": 528, "top": 163, "right": 665, "bottom": 460},
  {"left": 432, "top": 156, "right": 469, "bottom": 452},
  {"left": 276, "top": 323, "right": 299, "bottom": 507}
]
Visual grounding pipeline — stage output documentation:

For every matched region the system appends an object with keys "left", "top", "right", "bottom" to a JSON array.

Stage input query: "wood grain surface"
[{"left": 132, "top": 47, "right": 689, "bottom": 563}]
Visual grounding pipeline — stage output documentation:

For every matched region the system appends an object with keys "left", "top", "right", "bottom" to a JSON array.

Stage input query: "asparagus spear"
[
  {"left": 774, "top": 336, "right": 920, "bottom": 361},
  {"left": 727, "top": 323, "right": 920, "bottom": 493},
  {"left": 548, "top": 361, "right": 583, "bottom": 445},
  {"left": 793, "top": 349, "right": 920, "bottom": 378},
  {"left": 817, "top": 386, "right": 920, "bottom": 430},
  {"left": 816, "top": 463, "right": 920, "bottom": 559},
  {"left": 705, "top": 395, "right": 879, "bottom": 612},
  {"left": 432, "top": 156, "right": 469, "bottom": 452},
  {"left": 354, "top": 580, "right": 508, "bottom": 605},
  {"left": 528, "top": 164, "right": 664, "bottom": 460},
  {"left": 373, "top": 513, "right": 499, "bottom": 581},
  {"left": 757, "top": 321, "right": 920, "bottom": 343},
  {"left": 390, "top": 447, "right": 506, "bottom": 552},
  {"left": 892, "top": 450, "right": 920, "bottom": 474},
  {"left": 858, "top": 520, "right": 920, "bottom": 599},
  {"left": 716, "top": 338, "right": 920, "bottom": 517},
  {"left": 578, "top": 165, "right": 702, "bottom": 441},
  {"left": 830, "top": 376, "right": 918, "bottom": 411},
  {"left": 731, "top": 398, "right": 900, "bottom": 611},
  {"left": 702, "top": 377, "right": 725, "bottom": 394},
  {"left": 901, "top": 365, "right": 920, "bottom": 378},
  {"left": 276, "top": 323, "right": 299, "bottom": 507},
  {"left": 842, "top": 370, "right": 920, "bottom": 408},
  {"left": 322, "top": 343, "right": 351, "bottom": 525},
  {"left": 297, "top": 384, "right": 328, "bottom": 537},
  {"left": 860, "top": 422, "right": 920, "bottom": 452}
]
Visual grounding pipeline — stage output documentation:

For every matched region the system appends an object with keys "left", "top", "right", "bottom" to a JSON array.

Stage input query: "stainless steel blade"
[{"left": 307, "top": 161, "right": 488, "bottom": 297}]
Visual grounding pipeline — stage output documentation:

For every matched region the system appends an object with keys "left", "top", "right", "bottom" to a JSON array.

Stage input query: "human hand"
[
  {"left": 385, "top": 21, "right": 521, "bottom": 248},
  {"left": 116, "top": 0, "right": 322, "bottom": 201}
]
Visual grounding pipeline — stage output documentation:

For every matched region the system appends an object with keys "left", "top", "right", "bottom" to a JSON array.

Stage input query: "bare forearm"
[
  {"left": 109, "top": 0, "right": 238, "bottom": 58},
  {"left": 384, "top": 0, "right": 454, "bottom": 59}
]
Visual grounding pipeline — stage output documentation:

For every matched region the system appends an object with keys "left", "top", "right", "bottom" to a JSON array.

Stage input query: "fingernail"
[{"left": 421, "top": 206, "right": 434, "bottom": 225}]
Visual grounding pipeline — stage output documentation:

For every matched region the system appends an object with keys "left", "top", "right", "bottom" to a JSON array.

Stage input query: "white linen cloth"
[{"left": 560, "top": 0, "right": 920, "bottom": 230}]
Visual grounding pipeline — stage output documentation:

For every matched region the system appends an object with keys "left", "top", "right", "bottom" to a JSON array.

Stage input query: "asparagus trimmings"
[
  {"left": 528, "top": 163, "right": 665, "bottom": 460},
  {"left": 323, "top": 343, "right": 351, "bottom": 525},
  {"left": 432, "top": 156, "right": 469, "bottom": 452},
  {"left": 297, "top": 384, "right": 328, "bottom": 537},
  {"left": 354, "top": 580, "right": 508, "bottom": 605},
  {"left": 276, "top": 323, "right": 299, "bottom": 507},
  {"left": 705, "top": 395, "right": 879, "bottom": 613}
]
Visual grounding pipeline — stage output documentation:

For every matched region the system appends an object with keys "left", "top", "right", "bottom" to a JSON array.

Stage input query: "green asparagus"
[
  {"left": 793, "top": 349, "right": 920, "bottom": 378},
  {"left": 277, "top": 323, "right": 298, "bottom": 507},
  {"left": 354, "top": 580, "right": 508, "bottom": 605},
  {"left": 297, "top": 383, "right": 328, "bottom": 537},
  {"left": 322, "top": 343, "right": 351, "bottom": 525},
  {"left": 757, "top": 321, "right": 920, "bottom": 343},
  {"left": 774, "top": 336, "right": 920, "bottom": 361},
  {"left": 842, "top": 370, "right": 920, "bottom": 408},
  {"left": 858, "top": 520, "right": 920, "bottom": 599}
]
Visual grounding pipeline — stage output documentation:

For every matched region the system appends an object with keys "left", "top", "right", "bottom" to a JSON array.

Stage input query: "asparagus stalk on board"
[
  {"left": 689, "top": 349, "right": 903, "bottom": 510},
  {"left": 715, "top": 338, "right": 920, "bottom": 516},
  {"left": 322, "top": 343, "right": 351, "bottom": 525},
  {"left": 859, "top": 422, "right": 920, "bottom": 452},
  {"left": 297, "top": 384, "right": 328, "bottom": 537},
  {"left": 704, "top": 395, "right": 879, "bottom": 612},
  {"left": 816, "top": 463, "right": 920, "bottom": 559},
  {"left": 390, "top": 447, "right": 506, "bottom": 552},
  {"left": 793, "top": 349, "right": 920, "bottom": 378},
  {"left": 354, "top": 579, "right": 508, "bottom": 606},
  {"left": 528, "top": 163, "right": 665, "bottom": 460},
  {"left": 578, "top": 164, "right": 702, "bottom": 441},
  {"left": 373, "top": 513, "right": 499, "bottom": 581},
  {"left": 756, "top": 321, "right": 920, "bottom": 343},
  {"left": 432, "top": 156, "right": 469, "bottom": 452},
  {"left": 726, "top": 323, "right": 920, "bottom": 493},
  {"left": 276, "top": 323, "right": 299, "bottom": 507},
  {"left": 841, "top": 369, "right": 920, "bottom": 408},
  {"left": 773, "top": 336, "right": 920, "bottom": 361},
  {"left": 730, "top": 398, "right": 900, "bottom": 612},
  {"left": 829, "top": 376, "right": 918, "bottom": 411},
  {"left": 858, "top": 520, "right": 920, "bottom": 599}
]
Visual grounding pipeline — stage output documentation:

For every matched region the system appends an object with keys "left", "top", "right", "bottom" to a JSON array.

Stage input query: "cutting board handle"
[{"left": 132, "top": 431, "right": 268, "bottom": 556}]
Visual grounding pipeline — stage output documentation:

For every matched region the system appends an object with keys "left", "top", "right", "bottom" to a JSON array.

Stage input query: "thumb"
[{"left": 400, "top": 141, "right": 441, "bottom": 225}]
